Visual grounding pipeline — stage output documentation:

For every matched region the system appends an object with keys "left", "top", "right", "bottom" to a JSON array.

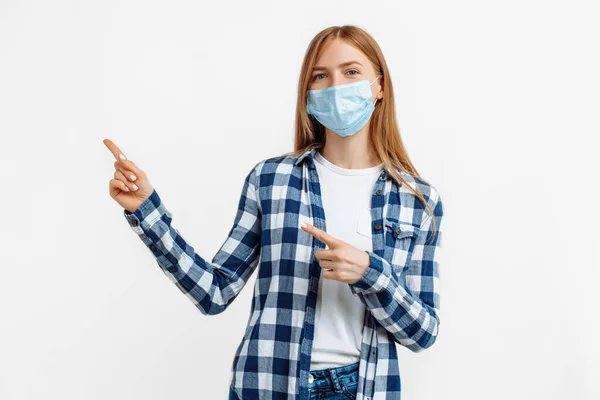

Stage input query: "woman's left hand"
[{"left": 301, "top": 222, "right": 371, "bottom": 284}]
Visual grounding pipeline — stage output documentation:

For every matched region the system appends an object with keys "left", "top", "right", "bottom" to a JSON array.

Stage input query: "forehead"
[{"left": 314, "top": 38, "right": 370, "bottom": 67}]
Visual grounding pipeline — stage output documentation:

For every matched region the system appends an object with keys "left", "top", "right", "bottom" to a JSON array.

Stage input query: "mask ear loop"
[
  {"left": 370, "top": 74, "right": 381, "bottom": 106},
  {"left": 369, "top": 75, "right": 381, "bottom": 86}
]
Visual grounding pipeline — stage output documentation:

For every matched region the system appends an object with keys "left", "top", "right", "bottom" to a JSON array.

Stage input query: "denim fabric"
[
  {"left": 307, "top": 361, "right": 359, "bottom": 399},
  {"left": 124, "top": 147, "right": 445, "bottom": 400},
  {"left": 229, "top": 362, "right": 359, "bottom": 400}
]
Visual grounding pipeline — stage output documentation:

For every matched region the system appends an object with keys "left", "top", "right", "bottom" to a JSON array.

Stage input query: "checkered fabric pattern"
[{"left": 123, "top": 147, "right": 444, "bottom": 400}]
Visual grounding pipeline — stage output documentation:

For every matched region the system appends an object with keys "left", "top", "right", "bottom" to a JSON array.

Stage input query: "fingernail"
[
  {"left": 132, "top": 184, "right": 138, "bottom": 190},
  {"left": 119, "top": 153, "right": 127, "bottom": 160},
  {"left": 124, "top": 186, "right": 130, "bottom": 192},
  {"left": 130, "top": 174, "right": 136, "bottom": 181},
  {"left": 301, "top": 222, "right": 307, "bottom": 228}
]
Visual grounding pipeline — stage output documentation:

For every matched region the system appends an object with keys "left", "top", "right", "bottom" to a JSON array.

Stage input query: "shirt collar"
[{"left": 294, "top": 148, "right": 317, "bottom": 166}]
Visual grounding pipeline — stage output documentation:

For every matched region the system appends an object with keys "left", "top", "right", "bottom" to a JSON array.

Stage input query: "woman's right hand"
[{"left": 103, "top": 138, "right": 155, "bottom": 214}]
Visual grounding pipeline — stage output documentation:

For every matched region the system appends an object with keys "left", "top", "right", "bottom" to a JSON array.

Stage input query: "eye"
[
  {"left": 346, "top": 69, "right": 359, "bottom": 75},
  {"left": 313, "top": 73, "right": 326, "bottom": 80}
]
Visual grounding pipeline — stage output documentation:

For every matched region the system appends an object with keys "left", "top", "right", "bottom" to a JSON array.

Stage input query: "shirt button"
[
  {"left": 308, "top": 374, "right": 314, "bottom": 383},
  {"left": 395, "top": 228, "right": 401, "bottom": 235},
  {"left": 150, "top": 245, "right": 157, "bottom": 252},
  {"left": 376, "top": 189, "right": 382, "bottom": 195},
  {"left": 131, "top": 219, "right": 139, "bottom": 227},
  {"left": 380, "top": 172, "right": 387, "bottom": 180},
  {"left": 374, "top": 224, "right": 381, "bottom": 230}
]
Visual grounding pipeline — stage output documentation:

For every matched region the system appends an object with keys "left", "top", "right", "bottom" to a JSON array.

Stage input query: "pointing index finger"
[
  {"left": 103, "top": 138, "right": 127, "bottom": 161},
  {"left": 301, "top": 222, "right": 339, "bottom": 248}
]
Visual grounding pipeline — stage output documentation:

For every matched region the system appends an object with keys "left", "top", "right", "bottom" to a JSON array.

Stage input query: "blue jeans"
[
  {"left": 228, "top": 361, "right": 359, "bottom": 399},
  {"left": 307, "top": 361, "right": 359, "bottom": 399}
]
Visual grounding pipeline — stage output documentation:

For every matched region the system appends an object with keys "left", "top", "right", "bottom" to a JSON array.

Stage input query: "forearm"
[
  {"left": 350, "top": 251, "right": 439, "bottom": 352},
  {"left": 124, "top": 189, "right": 260, "bottom": 315}
]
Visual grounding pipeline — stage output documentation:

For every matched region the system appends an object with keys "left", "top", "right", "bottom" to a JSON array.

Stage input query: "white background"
[{"left": 1, "top": 1, "right": 598, "bottom": 399}]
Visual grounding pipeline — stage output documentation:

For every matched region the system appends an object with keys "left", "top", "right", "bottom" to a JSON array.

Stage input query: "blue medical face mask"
[{"left": 306, "top": 75, "right": 381, "bottom": 137}]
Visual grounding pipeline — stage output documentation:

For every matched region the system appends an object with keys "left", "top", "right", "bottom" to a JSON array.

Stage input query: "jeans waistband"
[{"left": 308, "top": 361, "right": 359, "bottom": 391}]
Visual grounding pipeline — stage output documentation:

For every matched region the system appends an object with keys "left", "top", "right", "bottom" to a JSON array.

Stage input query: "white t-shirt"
[{"left": 309, "top": 150, "right": 384, "bottom": 371}]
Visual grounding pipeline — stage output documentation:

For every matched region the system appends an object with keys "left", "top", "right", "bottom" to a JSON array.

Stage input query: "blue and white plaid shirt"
[{"left": 123, "top": 147, "right": 444, "bottom": 400}]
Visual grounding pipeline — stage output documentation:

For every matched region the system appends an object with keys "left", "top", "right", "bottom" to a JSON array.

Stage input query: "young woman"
[{"left": 104, "top": 25, "right": 444, "bottom": 400}]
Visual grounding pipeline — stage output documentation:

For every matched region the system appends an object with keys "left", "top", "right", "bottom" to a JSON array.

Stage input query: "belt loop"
[{"left": 328, "top": 367, "right": 342, "bottom": 391}]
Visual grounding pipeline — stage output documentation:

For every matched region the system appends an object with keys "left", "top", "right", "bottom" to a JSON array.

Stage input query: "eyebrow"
[{"left": 312, "top": 60, "right": 363, "bottom": 72}]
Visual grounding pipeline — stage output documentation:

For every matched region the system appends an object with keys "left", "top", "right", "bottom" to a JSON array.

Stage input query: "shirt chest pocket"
[
  {"left": 356, "top": 207, "right": 373, "bottom": 238},
  {"left": 383, "top": 220, "right": 420, "bottom": 272}
]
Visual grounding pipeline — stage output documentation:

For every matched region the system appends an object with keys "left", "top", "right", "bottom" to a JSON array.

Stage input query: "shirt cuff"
[
  {"left": 123, "top": 189, "right": 165, "bottom": 234},
  {"left": 349, "top": 251, "right": 392, "bottom": 295}
]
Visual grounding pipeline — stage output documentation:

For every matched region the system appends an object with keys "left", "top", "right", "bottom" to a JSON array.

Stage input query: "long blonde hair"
[{"left": 285, "top": 25, "right": 438, "bottom": 239}]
